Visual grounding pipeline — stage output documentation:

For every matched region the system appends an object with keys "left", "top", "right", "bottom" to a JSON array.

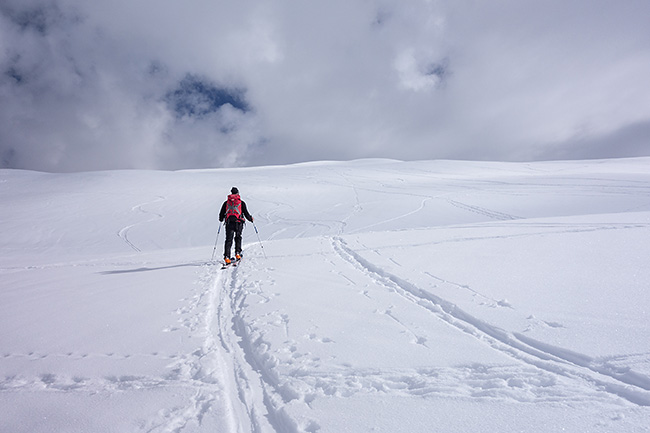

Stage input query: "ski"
[{"left": 219, "top": 257, "right": 242, "bottom": 270}]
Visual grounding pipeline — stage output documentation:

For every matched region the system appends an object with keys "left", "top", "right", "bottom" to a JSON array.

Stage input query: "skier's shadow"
[{"left": 99, "top": 262, "right": 209, "bottom": 275}]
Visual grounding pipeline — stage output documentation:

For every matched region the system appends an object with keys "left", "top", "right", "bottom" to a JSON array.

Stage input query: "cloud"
[
  {"left": 394, "top": 49, "right": 448, "bottom": 91},
  {"left": 1, "top": 0, "right": 650, "bottom": 171},
  {"left": 537, "top": 120, "right": 650, "bottom": 160}
]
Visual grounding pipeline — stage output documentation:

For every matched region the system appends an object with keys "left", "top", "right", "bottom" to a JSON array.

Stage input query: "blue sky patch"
[{"left": 166, "top": 75, "right": 249, "bottom": 119}]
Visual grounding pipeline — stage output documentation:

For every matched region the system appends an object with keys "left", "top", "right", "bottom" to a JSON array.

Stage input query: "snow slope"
[{"left": 1, "top": 158, "right": 650, "bottom": 432}]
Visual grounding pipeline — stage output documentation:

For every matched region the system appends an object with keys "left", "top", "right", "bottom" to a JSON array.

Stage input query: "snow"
[{"left": 1, "top": 158, "right": 650, "bottom": 432}]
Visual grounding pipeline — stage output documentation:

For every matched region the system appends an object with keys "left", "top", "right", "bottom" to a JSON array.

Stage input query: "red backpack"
[{"left": 225, "top": 194, "right": 242, "bottom": 220}]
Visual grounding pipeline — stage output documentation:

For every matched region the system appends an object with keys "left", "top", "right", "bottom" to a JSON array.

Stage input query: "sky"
[{"left": 1, "top": 0, "right": 650, "bottom": 172}]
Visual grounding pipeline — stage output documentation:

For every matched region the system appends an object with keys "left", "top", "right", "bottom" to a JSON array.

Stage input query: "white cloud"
[
  {"left": 393, "top": 48, "right": 448, "bottom": 92},
  {"left": 2, "top": 0, "right": 650, "bottom": 171}
]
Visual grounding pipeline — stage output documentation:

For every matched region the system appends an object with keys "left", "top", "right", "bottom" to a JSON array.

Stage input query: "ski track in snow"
[
  {"left": 118, "top": 196, "right": 166, "bottom": 252},
  {"left": 329, "top": 236, "right": 650, "bottom": 407},
  {"left": 446, "top": 198, "right": 521, "bottom": 221},
  {"left": 216, "top": 260, "right": 322, "bottom": 433}
]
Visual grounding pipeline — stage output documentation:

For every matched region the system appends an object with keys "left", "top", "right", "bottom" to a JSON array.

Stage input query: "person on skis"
[{"left": 219, "top": 187, "right": 254, "bottom": 264}]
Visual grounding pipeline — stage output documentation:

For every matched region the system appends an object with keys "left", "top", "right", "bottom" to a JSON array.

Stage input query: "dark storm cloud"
[{"left": 1, "top": 0, "right": 650, "bottom": 171}]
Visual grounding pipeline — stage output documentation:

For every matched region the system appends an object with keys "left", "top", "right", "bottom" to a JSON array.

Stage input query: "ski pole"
[
  {"left": 252, "top": 222, "right": 267, "bottom": 259},
  {"left": 211, "top": 222, "right": 222, "bottom": 262}
]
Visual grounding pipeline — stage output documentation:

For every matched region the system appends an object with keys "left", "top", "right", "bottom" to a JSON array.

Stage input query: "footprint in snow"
[{"left": 306, "top": 333, "right": 335, "bottom": 344}]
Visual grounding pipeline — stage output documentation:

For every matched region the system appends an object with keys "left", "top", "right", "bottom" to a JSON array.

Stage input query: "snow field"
[{"left": 1, "top": 158, "right": 650, "bottom": 432}]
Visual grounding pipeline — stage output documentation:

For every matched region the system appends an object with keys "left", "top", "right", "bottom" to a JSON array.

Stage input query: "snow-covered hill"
[{"left": 1, "top": 158, "right": 650, "bottom": 432}]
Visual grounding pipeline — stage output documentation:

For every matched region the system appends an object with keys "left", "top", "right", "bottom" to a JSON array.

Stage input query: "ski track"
[
  {"left": 118, "top": 196, "right": 166, "bottom": 252},
  {"left": 329, "top": 236, "right": 650, "bottom": 408},
  {"left": 217, "top": 258, "right": 322, "bottom": 433},
  {"left": 215, "top": 261, "right": 276, "bottom": 433},
  {"left": 446, "top": 198, "right": 521, "bottom": 221}
]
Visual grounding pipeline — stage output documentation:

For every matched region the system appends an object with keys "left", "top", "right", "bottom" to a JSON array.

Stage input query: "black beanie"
[{"left": 231, "top": 187, "right": 239, "bottom": 194}]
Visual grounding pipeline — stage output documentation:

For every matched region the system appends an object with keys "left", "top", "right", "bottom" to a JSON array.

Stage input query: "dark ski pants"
[{"left": 223, "top": 218, "right": 243, "bottom": 258}]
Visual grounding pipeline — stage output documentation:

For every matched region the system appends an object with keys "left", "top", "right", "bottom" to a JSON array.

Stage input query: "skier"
[{"left": 219, "top": 187, "right": 254, "bottom": 264}]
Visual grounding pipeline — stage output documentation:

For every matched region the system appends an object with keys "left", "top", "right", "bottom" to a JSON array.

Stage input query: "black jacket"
[{"left": 219, "top": 199, "right": 253, "bottom": 223}]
